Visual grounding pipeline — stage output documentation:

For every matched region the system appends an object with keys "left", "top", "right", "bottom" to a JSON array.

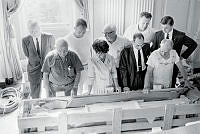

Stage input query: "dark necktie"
[
  {"left": 138, "top": 50, "right": 142, "bottom": 71},
  {"left": 36, "top": 38, "right": 40, "bottom": 57},
  {"left": 166, "top": 33, "right": 169, "bottom": 39}
]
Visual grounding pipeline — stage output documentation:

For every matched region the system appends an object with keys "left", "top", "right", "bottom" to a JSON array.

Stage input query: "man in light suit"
[
  {"left": 22, "top": 20, "right": 55, "bottom": 98},
  {"left": 151, "top": 16, "right": 197, "bottom": 88}
]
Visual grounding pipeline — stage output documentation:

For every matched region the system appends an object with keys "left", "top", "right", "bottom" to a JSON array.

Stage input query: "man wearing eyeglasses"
[
  {"left": 119, "top": 33, "right": 150, "bottom": 91},
  {"left": 144, "top": 39, "right": 193, "bottom": 90},
  {"left": 101, "top": 24, "right": 131, "bottom": 91}
]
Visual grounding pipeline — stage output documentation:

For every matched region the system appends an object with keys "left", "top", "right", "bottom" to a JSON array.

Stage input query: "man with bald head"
[
  {"left": 144, "top": 39, "right": 193, "bottom": 90},
  {"left": 42, "top": 39, "right": 83, "bottom": 97},
  {"left": 101, "top": 24, "right": 131, "bottom": 90},
  {"left": 102, "top": 24, "right": 131, "bottom": 67}
]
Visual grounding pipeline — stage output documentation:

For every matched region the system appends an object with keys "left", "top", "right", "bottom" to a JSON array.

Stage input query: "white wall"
[
  {"left": 92, "top": 0, "right": 200, "bottom": 40},
  {"left": 93, "top": 0, "right": 105, "bottom": 40}
]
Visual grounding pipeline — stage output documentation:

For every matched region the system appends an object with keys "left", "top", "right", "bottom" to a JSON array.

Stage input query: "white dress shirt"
[
  {"left": 100, "top": 35, "right": 131, "bottom": 68},
  {"left": 133, "top": 46, "right": 146, "bottom": 71},
  {"left": 164, "top": 29, "right": 173, "bottom": 40},
  {"left": 32, "top": 35, "right": 41, "bottom": 52},
  {"left": 124, "top": 24, "right": 155, "bottom": 43}
]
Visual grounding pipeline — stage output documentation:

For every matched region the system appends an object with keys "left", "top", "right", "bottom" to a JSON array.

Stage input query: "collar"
[
  {"left": 132, "top": 42, "right": 144, "bottom": 50},
  {"left": 54, "top": 50, "right": 71, "bottom": 60},
  {"left": 95, "top": 53, "right": 109, "bottom": 63},
  {"left": 165, "top": 28, "right": 173, "bottom": 37},
  {"left": 107, "top": 35, "right": 118, "bottom": 44},
  {"left": 33, "top": 34, "right": 41, "bottom": 39},
  {"left": 137, "top": 23, "right": 148, "bottom": 32}
]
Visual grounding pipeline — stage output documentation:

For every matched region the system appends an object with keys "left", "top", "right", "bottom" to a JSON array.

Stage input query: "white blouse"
[{"left": 87, "top": 54, "right": 117, "bottom": 94}]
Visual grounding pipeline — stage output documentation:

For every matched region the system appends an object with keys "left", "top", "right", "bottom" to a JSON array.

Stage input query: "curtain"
[
  {"left": 103, "top": 0, "right": 125, "bottom": 35},
  {"left": 0, "top": 0, "right": 22, "bottom": 81},
  {"left": 125, "top": 0, "right": 154, "bottom": 31},
  {"left": 131, "top": 0, "right": 154, "bottom": 26},
  {"left": 74, "top": 0, "right": 90, "bottom": 29}
]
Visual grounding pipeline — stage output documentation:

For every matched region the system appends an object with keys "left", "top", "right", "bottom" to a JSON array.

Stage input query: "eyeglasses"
[{"left": 104, "top": 31, "right": 114, "bottom": 36}]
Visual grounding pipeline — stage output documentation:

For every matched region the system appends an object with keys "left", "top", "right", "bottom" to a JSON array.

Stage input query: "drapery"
[
  {"left": 0, "top": 0, "right": 22, "bottom": 81},
  {"left": 74, "top": 0, "right": 90, "bottom": 29},
  {"left": 127, "top": 0, "right": 154, "bottom": 27},
  {"left": 103, "top": 0, "right": 125, "bottom": 35}
]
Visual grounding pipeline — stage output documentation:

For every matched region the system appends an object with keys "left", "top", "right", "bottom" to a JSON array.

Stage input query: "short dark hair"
[
  {"left": 133, "top": 33, "right": 144, "bottom": 41},
  {"left": 75, "top": 18, "right": 87, "bottom": 28},
  {"left": 160, "top": 16, "right": 174, "bottom": 26},
  {"left": 92, "top": 39, "right": 109, "bottom": 53},
  {"left": 140, "top": 12, "right": 152, "bottom": 19}
]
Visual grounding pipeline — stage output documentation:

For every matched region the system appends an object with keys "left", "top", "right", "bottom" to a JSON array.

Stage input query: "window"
[{"left": 21, "top": 0, "right": 75, "bottom": 37}]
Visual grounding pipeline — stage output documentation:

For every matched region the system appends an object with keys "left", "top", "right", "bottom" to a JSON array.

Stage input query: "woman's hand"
[
  {"left": 123, "top": 87, "right": 130, "bottom": 92},
  {"left": 115, "top": 86, "right": 121, "bottom": 93},
  {"left": 143, "top": 88, "right": 150, "bottom": 94}
]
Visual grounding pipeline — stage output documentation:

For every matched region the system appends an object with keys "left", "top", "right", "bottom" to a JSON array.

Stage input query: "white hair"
[
  {"left": 55, "top": 38, "right": 68, "bottom": 48},
  {"left": 160, "top": 39, "right": 173, "bottom": 48}
]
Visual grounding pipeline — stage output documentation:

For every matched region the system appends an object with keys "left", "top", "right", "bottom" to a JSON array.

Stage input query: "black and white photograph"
[{"left": 0, "top": 0, "right": 200, "bottom": 133}]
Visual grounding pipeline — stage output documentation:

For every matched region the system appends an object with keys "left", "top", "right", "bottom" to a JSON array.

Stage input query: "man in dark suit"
[
  {"left": 119, "top": 33, "right": 150, "bottom": 91},
  {"left": 22, "top": 20, "right": 55, "bottom": 98},
  {"left": 151, "top": 16, "right": 197, "bottom": 88}
]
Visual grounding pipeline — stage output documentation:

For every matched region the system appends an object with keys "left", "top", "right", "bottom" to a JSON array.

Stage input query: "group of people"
[{"left": 22, "top": 12, "right": 198, "bottom": 98}]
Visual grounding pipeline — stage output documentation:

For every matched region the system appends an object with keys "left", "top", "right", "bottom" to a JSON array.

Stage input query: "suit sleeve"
[
  {"left": 22, "top": 38, "right": 29, "bottom": 57},
  {"left": 151, "top": 33, "right": 159, "bottom": 52},
  {"left": 119, "top": 49, "right": 128, "bottom": 87},
  {"left": 144, "top": 43, "right": 151, "bottom": 57},
  {"left": 181, "top": 35, "right": 197, "bottom": 59}
]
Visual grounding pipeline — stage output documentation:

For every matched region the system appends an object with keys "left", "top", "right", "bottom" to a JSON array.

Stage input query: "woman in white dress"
[{"left": 86, "top": 39, "right": 120, "bottom": 95}]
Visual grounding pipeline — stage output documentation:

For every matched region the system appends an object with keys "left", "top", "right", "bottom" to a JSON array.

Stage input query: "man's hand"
[
  {"left": 82, "top": 91, "right": 90, "bottom": 96},
  {"left": 71, "top": 87, "right": 78, "bottom": 97},
  {"left": 115, "top": 86, "right": 121, "bottom": 93},
  {"left": 123, "top": 87, "right": 130, "bottom": 92},
  {"left": 143, "top": 88, "right": 150, "bottom": 94}
]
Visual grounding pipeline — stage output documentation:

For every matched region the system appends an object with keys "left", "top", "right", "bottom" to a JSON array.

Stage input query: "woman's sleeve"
[
  {"left": 111, "top": 56, "right": 117, "bottom": 78},
  {"left": 87, "top": 58, "right": 95, "bottom": 85}
]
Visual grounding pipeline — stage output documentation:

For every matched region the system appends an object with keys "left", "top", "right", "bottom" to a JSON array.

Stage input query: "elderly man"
[
  {"left": 42, "top": 39, "right": 83, "bottom": 97},
  {"left": 151, "top": 16, "right": 197, "bottom": 88},
  {"left": 102, "top": 24, "right": 131, "bottom": 89},
  {"left": 144, "top": 39, "right": 193, "bottom": 90},
  {"left": 124, "top": 12, "right": 155, "bottom": 43},
  {"left": 64, "top": 18, "right": 92, "bottom": 95},
  {"left": 22, "top": 20, "right": 55, "bottom": 98}
]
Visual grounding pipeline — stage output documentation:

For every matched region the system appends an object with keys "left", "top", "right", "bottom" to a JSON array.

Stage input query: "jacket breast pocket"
[{"left": 68, "top": 66, "right": 75, "bottom": 76}]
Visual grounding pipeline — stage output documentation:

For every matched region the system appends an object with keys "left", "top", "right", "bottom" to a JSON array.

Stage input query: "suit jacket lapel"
[
  {"left": 29, "top": 36, "right": 37, "bottom": 54},
  {"left": 29, "top": 36, "right": 41, "bottom": 60},
  {"left": 160, "top": 32, "right": 164, "bottom": 45},
  {"left": 142, "top": 47, "right": 147, "bottom": 63},
  {"left": 130, "top": 46, "right": 137, "bottom": 69},
  {"left": 41, "top": 34, "right": 45, "bottom": 59},
  {"left": 172, "top": 29, "right": 178, "bottom": 45}
]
